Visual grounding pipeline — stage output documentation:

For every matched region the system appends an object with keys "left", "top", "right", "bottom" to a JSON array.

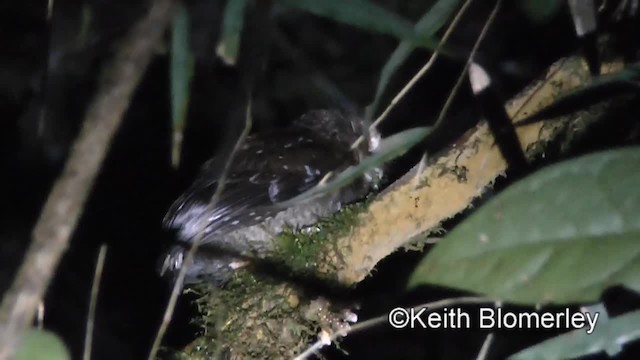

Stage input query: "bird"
[{"left": 160, "top": 109, "right": 382, "bottom": 285}]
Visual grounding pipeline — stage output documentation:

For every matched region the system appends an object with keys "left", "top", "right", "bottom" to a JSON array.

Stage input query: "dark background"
[{"left": 1, "top": 0, "right": 639, "bottom": 359}]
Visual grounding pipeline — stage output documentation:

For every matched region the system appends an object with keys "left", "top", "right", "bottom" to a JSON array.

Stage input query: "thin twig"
[
  {"left": 351, "top": 0, "right": 475, "bottom": 150},
  {"left": 476, "top": 333, "right": 495, "bottom": 360},
  {"left": 433, "top": 0, "right": 502, "bottom": 129},
  {"left": 409, "top": 0, "right": 502, "bottom": 186},
  {"left": 475, "top": 301, "right": 500, "bottom": 360},
  {"left": 0, "top": 1, "right": 176, "bottom": 357},
  {"left": 147, "top": 101, "right": 254, "bottom": 360},
  {"left": 371, "top": 0, "right": 474, "bottom": 130},
  {"left": 317, "top": 171, "right": 334, "bottom": 187},
  {"left": 292, "top": 296, "right": 494, "bottom": 360},
  {"left": 83, "top": 245, "right": 108, "bottom": 360}
]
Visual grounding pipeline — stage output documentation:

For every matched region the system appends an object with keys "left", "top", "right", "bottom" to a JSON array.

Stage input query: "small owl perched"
[{"left": 161, "top": 110, "right": 382, "bottom": 284}]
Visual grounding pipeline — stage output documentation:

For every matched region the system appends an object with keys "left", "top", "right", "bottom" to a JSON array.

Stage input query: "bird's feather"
[{"left": 164, "top": 126, "right": 356, "bottom": 243}]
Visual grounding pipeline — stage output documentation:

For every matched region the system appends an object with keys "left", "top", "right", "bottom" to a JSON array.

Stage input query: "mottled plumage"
[{"left": 161, "top": 110, "right": 381, "bottom": 284}]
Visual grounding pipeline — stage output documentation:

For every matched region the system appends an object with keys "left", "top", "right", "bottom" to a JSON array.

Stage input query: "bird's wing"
[{"left": 163, "top": 130, "right": 353, "bottom": 241}]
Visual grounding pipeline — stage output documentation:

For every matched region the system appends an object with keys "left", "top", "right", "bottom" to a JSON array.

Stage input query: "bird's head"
[{"left": 292, "top": 109, "right": 383, "bottom": 190}]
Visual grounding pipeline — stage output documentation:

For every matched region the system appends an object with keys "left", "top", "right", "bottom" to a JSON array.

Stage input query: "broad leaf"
[
  {"left": 16, "top": 329, "right": 70, "bottom": 360},
  {"left": 276, "top": 127, "right": 430, "bottom": 208},
  {"left": 509, "top": 309, "right": 640, "bottom": 359},
  {"left": 408, "top": 147, "right": 640, "bottom": 304}
]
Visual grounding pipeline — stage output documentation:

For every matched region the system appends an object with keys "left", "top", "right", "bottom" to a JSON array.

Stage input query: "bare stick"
[
  {"left": 83, "top": 245, "right": 108, "bottom": 360},
  {"left": 371, "top": 0, "right": 474, "bottom": 130},
  {"left": 293, "top": 296, "right": 494, "bottom": 360},
  {"left": 0, "top": 0, "right": 176, "bottom": 357},
  {"left": 147, "top": 101, "right": 254, "bottom": 360}
]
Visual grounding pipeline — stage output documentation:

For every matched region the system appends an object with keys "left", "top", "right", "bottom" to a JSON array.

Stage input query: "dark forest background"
[{"left": 1, "top": 0, "right": 639, "bottom": 359}]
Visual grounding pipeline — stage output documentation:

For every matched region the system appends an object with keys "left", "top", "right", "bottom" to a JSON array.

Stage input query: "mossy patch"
[
  {"left": 173, "top": 199, "right": 372, "bottom": 359},
  {"left": 175, "top": 271, "right": 328, "bottom": 359},
  {"left": 276, "top": 199, "right": 371, "bottom": 279}
]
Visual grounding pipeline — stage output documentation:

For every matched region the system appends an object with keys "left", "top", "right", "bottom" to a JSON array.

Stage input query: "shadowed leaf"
[
  {"left": 217, "top": 0, "right": 249, "bottom": 65},
  {"left": 516, "top": 64, "right": 640, "bottom": 126},
  {"left": 170, "top": 4, "right": 195, "bottom": 168},
  {"left": 16, "top": 329, "right": 70, "bottom": 360},
  {"left": 408, "top": 147, "right": 640, "bottom": 304},
  {"left": 278, "top": 0, "right": 439, "bottom": 49},
  {"left": 367, "top": 0, "right": 461, "bottom": 119},
  {"left": 517, "top": 0, "right": 564, "bottom": 24},
  {"left": 509, "top": 309, "right": 640, "bottom": 359},
  {"left": 276, "top": 127, "right": 431, "bottom": 208}
]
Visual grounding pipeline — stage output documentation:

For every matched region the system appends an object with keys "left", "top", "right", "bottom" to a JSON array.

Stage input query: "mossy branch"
[
  {"left": 332, "top": 57, "right": 625, "bottom": 285},
  {"left": 273, "top": 57, "right": 626, "bottom": 286}
]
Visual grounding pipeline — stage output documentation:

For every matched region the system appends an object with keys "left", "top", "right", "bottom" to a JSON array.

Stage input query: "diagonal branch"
[{"left": 0, "top": 0, "right": 177, "bottom": 357}]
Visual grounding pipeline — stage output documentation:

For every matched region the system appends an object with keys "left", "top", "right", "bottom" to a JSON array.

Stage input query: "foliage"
[
  {"left": 510, "top": 308, "right": 640, "bottom": 359},
  {"left": 517, "top": 63, "right": 640, "bottom": 125},
  {"left": 517, "top": 0, "right": 563, "bottom": 24},
  {"left": 170, "top": 3, "right": 194, "bottom": 167},
  {"left": 367, "top": 0, "right": 461, "bottom": 120},
  {"left": 408, "top": 147, "right": 640, "bottom": 304},
  {"left": 278, "top": 0, "right": 439, "bottom": 48},
  {"left": 216, "top": 0, "right": 249, "bottom": 65},
  {"left": 15, "top": 329, "right": 70, "bottom": 360}
]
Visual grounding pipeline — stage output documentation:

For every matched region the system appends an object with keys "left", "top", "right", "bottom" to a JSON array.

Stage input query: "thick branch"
[
  {"left": 0, "top": 0, "right": 176, "bottom": 357},
  {"left": 332, "top": 57, "right": 624, "bottom": 284}
]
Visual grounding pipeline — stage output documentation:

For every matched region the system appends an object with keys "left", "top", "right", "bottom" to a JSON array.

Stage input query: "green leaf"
[
  {"left": 516, "top": 64, "right": 640, "bottom": 126},
  {"left": 509, "top": 309, "right": 640, "bottom": 360},
  {"left": 16, "top": 329, "right": 70, "bottom": 360},
  {"left": 408, "top": 147, "right": 640, "bottom": 304},
  {"left": 276, "top": 127, "right": 430, "bottom": 208},
  {"left": 278, "top": 0, "right": 439, "bottom": 49},
  {"left": 170, "top": 4, "right": 195, "bottom": 168},
  {"left": 367, "top": 0, "right": 461, "bottom": 119},
  {"left": 517, "top": 0, "right": 563, "bottom": 24},
  {"left": 217, "top": 0, "right": 249, "bottom": 65}
]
